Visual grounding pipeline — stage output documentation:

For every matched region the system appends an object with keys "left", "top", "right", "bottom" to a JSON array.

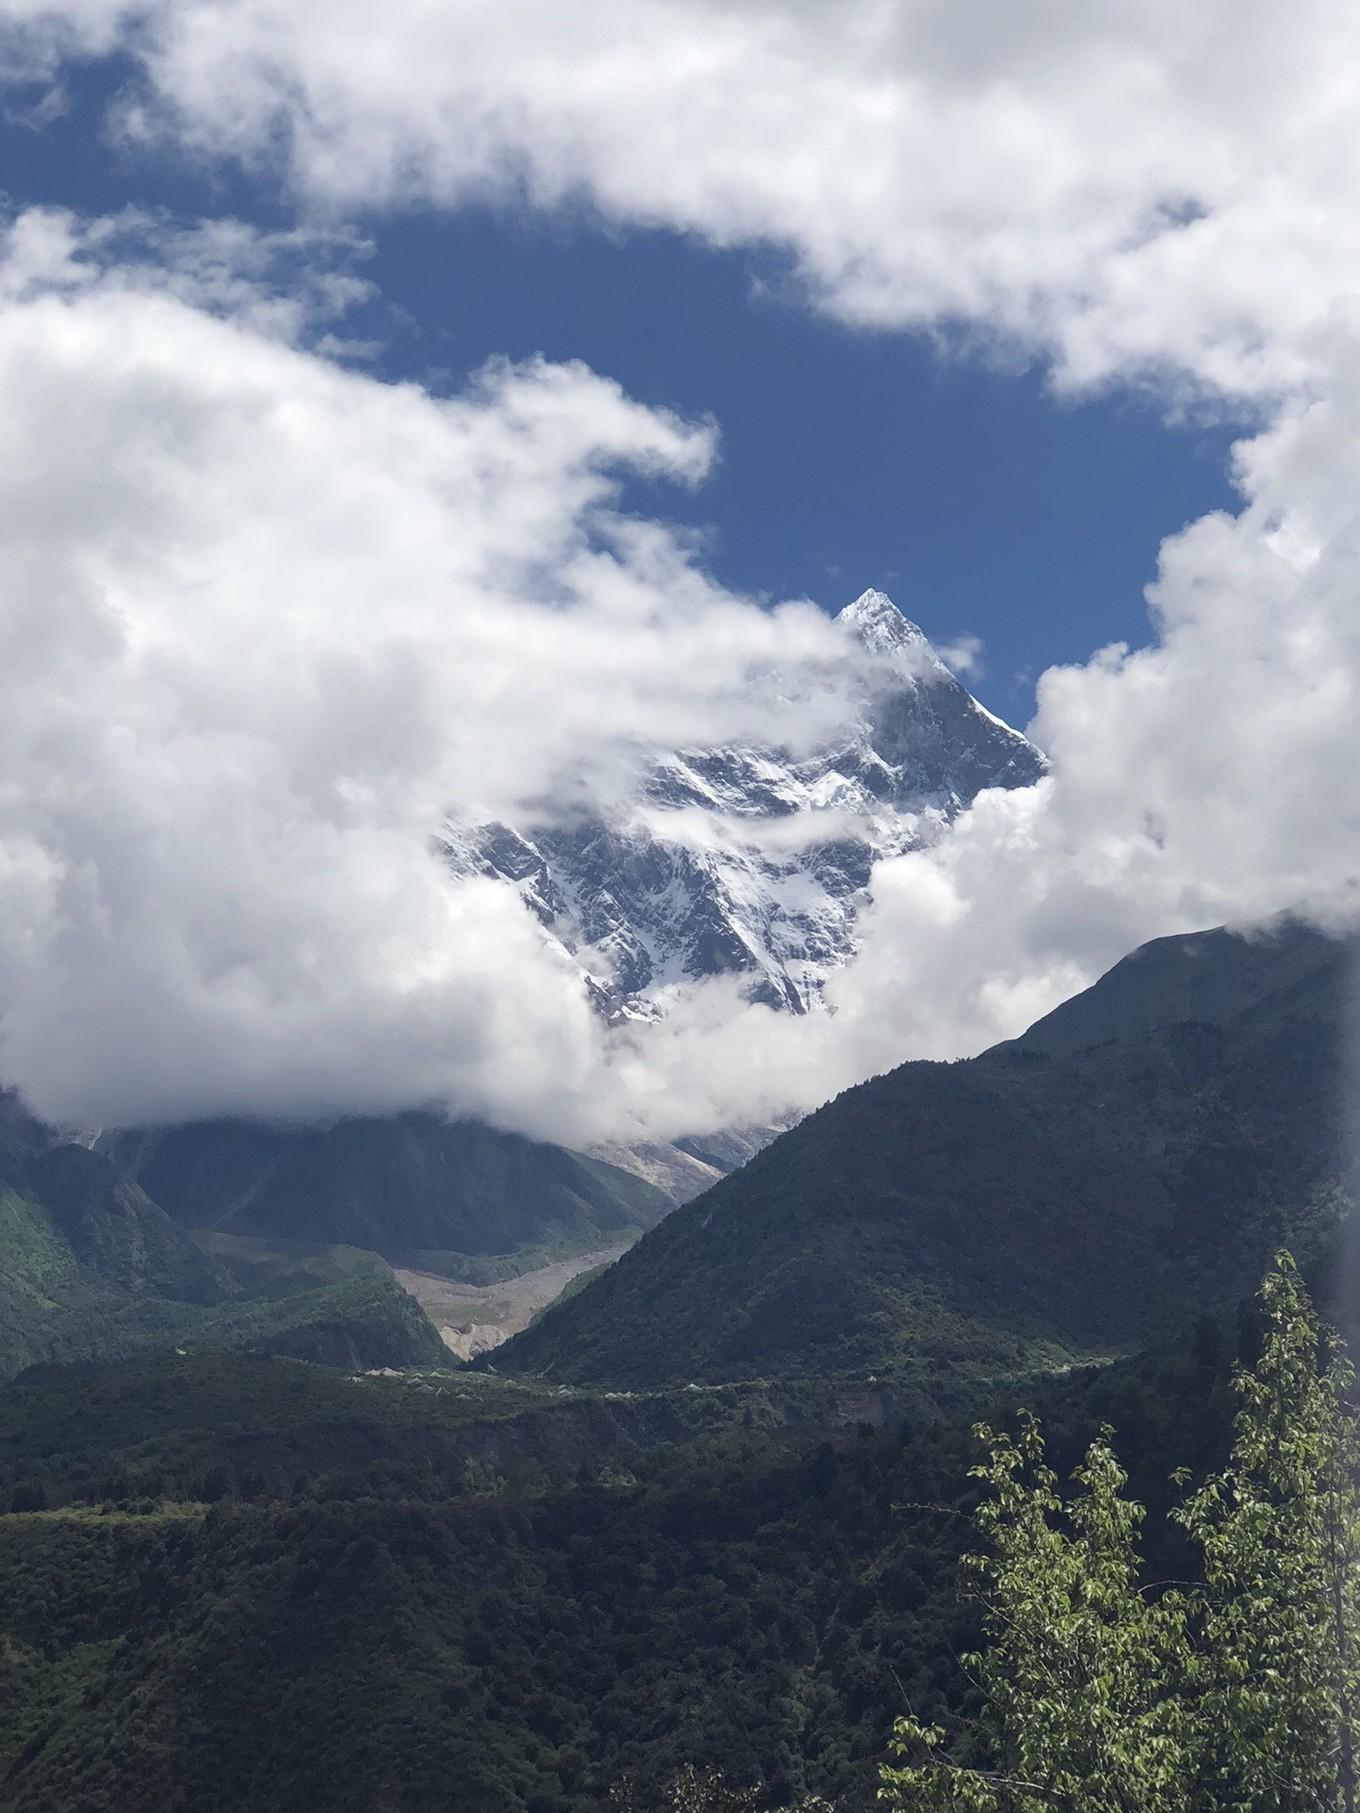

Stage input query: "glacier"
[{"left": 439, "top": 590, "right": 1046, "bottom": 1023}]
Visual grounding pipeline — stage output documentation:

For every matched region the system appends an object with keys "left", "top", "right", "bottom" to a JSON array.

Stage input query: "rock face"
[{"left": 441, "top": 590, "right": 1045, "bottom": 1017}]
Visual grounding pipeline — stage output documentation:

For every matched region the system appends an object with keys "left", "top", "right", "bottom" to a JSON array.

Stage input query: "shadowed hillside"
[
  {"left": 101, "top": 1114, "right": 671, "bottom": 1270},
  {"left": 500, "top": 921, "right": 1357, "bottom": 1386},
  {"left": 0, "top": 1097, "right": 445, "bottom": 1381}
]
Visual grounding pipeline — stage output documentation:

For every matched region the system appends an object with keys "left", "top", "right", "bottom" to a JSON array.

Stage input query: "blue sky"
[{"left": 1, "top": 51, "right": 1242, "bottom": 723}]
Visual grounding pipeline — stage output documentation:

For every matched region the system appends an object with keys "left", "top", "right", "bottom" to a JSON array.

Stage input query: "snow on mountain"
[{"left": 439, "top": 590, "right": 1045, "bottom": 1020}]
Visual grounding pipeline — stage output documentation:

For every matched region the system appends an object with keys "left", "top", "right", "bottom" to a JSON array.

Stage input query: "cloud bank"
[
  {"left": 0, "top": 208, "right": 878, "bottom": 1137},
  {"left": 5, "top": 0, "right": 1359, "bottom": 397},
  {"left": 0, "top": 5, "right": 1359, "bottom": 1144}
]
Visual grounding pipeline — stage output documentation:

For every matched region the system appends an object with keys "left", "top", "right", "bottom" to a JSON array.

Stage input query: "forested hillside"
[
  {"left": 502, "top": 922, "right": 1356, "bottom": 1386},
  {"left": 102, "top": 1114, "right": 671, "bottom": 1269},
  {"left": 0, "top": 1313, "right": 1247, "bottom": 1812},
  {"left": 0, "top": 1096, "right": 445, "bottom": 1382}
]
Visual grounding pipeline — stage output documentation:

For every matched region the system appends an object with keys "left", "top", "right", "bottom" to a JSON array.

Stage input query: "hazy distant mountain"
[{"left": 101, "top": 1114, "right": 672, "bottom": 1269}]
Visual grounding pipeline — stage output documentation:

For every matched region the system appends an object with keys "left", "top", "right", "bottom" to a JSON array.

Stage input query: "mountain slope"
[
  {"left": 0, "top": 1096, "right": 445, "bottom": 1381},
  {"left": 500, "top": 920, "right": 1356, "bottom": 1386},
  {"left": 442, "top": 589, "right": 1045, "bottom": 1017},
  {"left": 0, "top": 1095, "right": 228, "bottom": 1382},
  {"left": 29, "top": 1144, "right": 224, "bottom": 1307},
  {"left": 101, "top": 1114, "right": 672, "bottom": 1267}
]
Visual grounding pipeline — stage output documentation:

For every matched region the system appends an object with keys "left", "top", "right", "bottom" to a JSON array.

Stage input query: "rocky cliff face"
[{"left": 441, "top": 589, "right": 1045, "bottom": 1018}]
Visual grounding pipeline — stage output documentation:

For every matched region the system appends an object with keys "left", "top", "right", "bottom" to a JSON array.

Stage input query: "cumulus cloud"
[
  {"left": 0, "top": 207, "right": 901, "bottom": 1138},
  {"left": 4, "top": 0, "right": 1360, "bottom": 397}
]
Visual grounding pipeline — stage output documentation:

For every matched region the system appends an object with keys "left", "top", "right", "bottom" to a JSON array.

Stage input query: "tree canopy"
[{"left": 883, "top": 1253, "right": 1360, "bottom": 1813}]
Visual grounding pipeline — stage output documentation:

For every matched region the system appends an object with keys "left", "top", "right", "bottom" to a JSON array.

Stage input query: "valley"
[{"left": 395, "top": 1243, "right": 631, "bottom": 1358}]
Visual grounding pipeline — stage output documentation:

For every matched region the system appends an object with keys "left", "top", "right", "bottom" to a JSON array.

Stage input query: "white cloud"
[
  {"left": 0, "top": 208, "right": 895, "bottom": 1139},
  {"left": 4, "top": 0, "right": 1360, "bottom": 399},
  {"left": 936, "top": 633, "right": 983, "bottom": 677},
  {"left": 0, "top": 206, "right": 375, "bottom": 341}
]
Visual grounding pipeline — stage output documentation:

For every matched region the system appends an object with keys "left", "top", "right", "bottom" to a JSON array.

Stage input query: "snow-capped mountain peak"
[
  {"left": 836, "top": 586, "right": 934, "bottom": 661},
  {"left": 441, "top": 590, "right": 1045, "bottom": 1018}
]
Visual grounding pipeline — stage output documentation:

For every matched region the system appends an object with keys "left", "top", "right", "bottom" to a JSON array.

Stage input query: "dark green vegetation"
[
  {"left": 504, "top": 920, "right": 1356, "bottom": 1386},
  {"left": 885, "top": 1257, "right": 1360, "bottom": 1812},
  {"left": 0, "top": 1301, "right": 1254, "bottom": 1811},
  {"left": 102, "top": 1114, "right": 670, "bottom": 1269},
  {"left": 0, "top": 1097, "right": 445, "bottom": 1382},
  {"left": 0, "top": 1349, "right": 809, "bottom": 1512},
  {"left": 176, "top": 1264, "right": 448, "bottom": 1370},
  {"left": 1, "top": 1097, "right": 218, "bottom": 1382}
]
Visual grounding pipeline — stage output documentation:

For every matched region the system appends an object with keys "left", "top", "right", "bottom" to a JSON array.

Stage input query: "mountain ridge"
[{"left": 498, "top": 918, "right": 1357, "bottom": 1386}]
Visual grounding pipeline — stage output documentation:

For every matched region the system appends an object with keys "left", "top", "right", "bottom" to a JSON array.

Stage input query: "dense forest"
[
  {"left": 504, "top": 923, "right": 1353, "bottom": 1385},
  {"left": 0, "top": 1299, "right": 1256, "bottom": 1810}
]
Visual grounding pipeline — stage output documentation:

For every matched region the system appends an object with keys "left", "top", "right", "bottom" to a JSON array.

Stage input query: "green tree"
[
  {"left": 881, "top": 1414, "right": 1192, "bottom": 1812},
  {"left": 1174, "top": 1254, "right": 1360, "bottom": 1813},
  {"left": 882, "top": 1253, "right": 1360, "bottom": 1813},
  {"left": 610, "top": 1766, "right": 833, "bottom": 1811}
]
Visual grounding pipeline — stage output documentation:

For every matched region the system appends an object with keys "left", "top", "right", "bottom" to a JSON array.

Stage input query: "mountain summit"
[
  {"left": 442, "top": 590, "right": 1044, "bottom": 1016},
  {"left": 836, "top": 584, "right": 933, "bottom": 655}
]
